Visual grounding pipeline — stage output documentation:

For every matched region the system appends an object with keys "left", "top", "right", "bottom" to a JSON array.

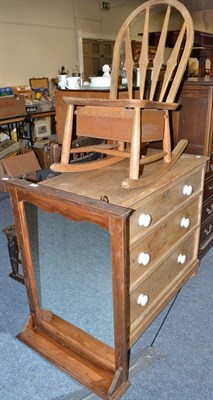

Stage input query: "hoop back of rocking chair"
[{"left": 51, "top": 0, "right": 194, "bottom": 189}]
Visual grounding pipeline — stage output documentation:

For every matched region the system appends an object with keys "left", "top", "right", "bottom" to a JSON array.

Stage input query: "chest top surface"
[{"left": 42, "top": 152, "right": 208, "bottom": 209}]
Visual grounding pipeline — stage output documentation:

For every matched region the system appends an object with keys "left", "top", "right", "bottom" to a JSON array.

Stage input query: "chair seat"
[{"left": 76, "top": 106, "right": 166, "bottom": 143}]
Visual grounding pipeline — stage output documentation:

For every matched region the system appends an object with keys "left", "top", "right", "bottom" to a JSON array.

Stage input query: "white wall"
[
  {"left": 0, "top": 0, "right": 76, "bottom": 86},
  {"left": 0, "top": 0, "right": 212, "bottom": 87},
  {"left": 0, "top": 0, "right": 142, "bottom": 87}
]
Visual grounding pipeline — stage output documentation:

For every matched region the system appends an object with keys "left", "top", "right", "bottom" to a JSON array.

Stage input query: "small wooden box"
[
  {"left": 12, "top": 86, "right": 34, "bottom": 101},
  {"left": 29, "top": 77, "right": 49, "bottom": 89},
  {"left": 0, "top": 95, "right": 26, "bottom": 119}
]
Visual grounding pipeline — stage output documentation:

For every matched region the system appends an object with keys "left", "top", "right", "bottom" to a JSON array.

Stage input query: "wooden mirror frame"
[{"left": 6, "top": 177, "right": 132, "bottom": 400}]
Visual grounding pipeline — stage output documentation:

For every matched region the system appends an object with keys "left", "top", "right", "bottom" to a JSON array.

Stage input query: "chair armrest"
[{"left": 63, "top": 97, "right": 179, "bottom": 111}]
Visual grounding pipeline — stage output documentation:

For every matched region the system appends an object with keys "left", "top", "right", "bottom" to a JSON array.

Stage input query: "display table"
[
  {"left": 5, "top": 151, "right": 207, "bottom": 399},
  {"left": 0, "top": 109, "right": 56, "bottom": 144}
]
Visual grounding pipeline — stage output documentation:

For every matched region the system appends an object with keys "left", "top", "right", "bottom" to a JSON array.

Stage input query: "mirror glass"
[{"left": 24, "top": 202, "right": 114, "bottom": 347}]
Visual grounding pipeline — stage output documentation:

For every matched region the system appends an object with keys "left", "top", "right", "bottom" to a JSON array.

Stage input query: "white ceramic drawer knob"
[
  {"left": 138, "top": 213, "right": 152, "bottom": 227},
  {"left": 177, "top": 253, "right": 187, "bottom": 264},
  {"left": 180, "top": 217, "right": 190, "bottom": 228},
  {"left": 137, "top": 293, "right": 149, "bottom": 307},
  {"left": 183, "top": 184, "right": 193, "bottom": 196},
  {"left": 138, "top": 252, "right": 151, "bottom": 266}
]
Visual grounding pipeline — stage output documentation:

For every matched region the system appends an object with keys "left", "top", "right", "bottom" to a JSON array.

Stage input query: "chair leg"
[
  {"left": 129, "top": 107, "right": 141, "bottom": 180},
  {"left": 118, "top": 141, "right": 125, "bottom": 151},
  {"left": 122, "top": 139, "right": 188, "bottom": 189},
  {"left": 60, "top": 104, "right": 74, "bottom": 165},
  {"left": 163, "top": 110, "right": 172, "bottom": 163},
  {"left": 50, "top": 143, "right": 61, "bottom": 164}
]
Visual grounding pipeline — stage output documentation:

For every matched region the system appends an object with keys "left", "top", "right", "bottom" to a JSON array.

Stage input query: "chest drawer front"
[
  {"left": 130, "top": 169, "right": 203, "bottom": 243},
  {"left": 130, "top": 231, "right": 198, "bottom": 326},
  {"left": 209, "top": 153, "right": 213, "bottom": 175},
  {"left": 202, "top": 197, "right": 213, "bottom": 222},
  {"left": 200, "top": 215, "right": 213, "bottom": 246},
  {"left": 130, "top": 197, "right": 200, "bottom": 290},
  {"left": 203, "top": 175, "right": 213, "bottom": 200}
]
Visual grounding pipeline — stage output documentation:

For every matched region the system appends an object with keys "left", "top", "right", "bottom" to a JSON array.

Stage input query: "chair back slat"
[
  {"left": 110, "top": 0, "right": 194, "bottom": 104},
  {"left": 125, "top": 27, "right": 134, "bottom": 99},
  {"left": 138, "top": 8, "right": 150, "bottom": 100},
  {"left": 159, "top": 24, "right": 186, "bottom": 102},
  {"left": 109, "top": 37, "right": 121, "bottom": 100},
  {"left": 167, "top": 26, "right": 194, "bottom": 101},
  {"left": 149, "top": 5, "right": 171, "bottom": 101}
]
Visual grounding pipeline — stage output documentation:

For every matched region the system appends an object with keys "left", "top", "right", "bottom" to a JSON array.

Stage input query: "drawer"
[
  {"left": 130, "top": 196, "right": 200, "bottom": 290},
  {"left": 202, "top": 197, "right": 213, "bottom": 222},
  {"left": 210, "top": 153, "right": 213, "bottom": 172},
  {"left": 130, "top": 168, "right": 203, "bottom": 244},
  {"left": 200, "top": 215, "right": 213, "bottom": 247},
  {"left": 130, "top": 230, "right": 198, "bottom": 327},
  {"left": 203, "top": 174, "right": 213, "bottom": 200}
]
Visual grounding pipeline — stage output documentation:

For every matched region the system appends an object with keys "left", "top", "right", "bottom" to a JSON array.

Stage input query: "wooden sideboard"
[
  {"left": 137, "top": 30, "right": 213, "bottom": 78},
  {"left": 6, "top": 152, "right": 207, "bottom": 399},
  {"left": 172, "top": 78, "right": 213, "bottom": 257},
  {"left": 173, "top": 79, "right": 213, "bottom": 164}
]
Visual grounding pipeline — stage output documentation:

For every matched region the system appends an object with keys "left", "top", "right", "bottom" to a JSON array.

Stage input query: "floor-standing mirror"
[
  {"left": 25, "top": 202, "right": 114, "bottom": 346},
  {"left": 7, "top": 178, "right": 131, "bottom": 400}
]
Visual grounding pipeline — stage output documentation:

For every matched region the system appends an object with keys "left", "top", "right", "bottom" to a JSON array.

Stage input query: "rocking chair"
[{"left": 51, "top": 0, "right": 194, "bottom": 189}]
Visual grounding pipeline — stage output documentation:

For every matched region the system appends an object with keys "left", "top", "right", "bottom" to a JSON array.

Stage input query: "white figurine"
[{"left": 102, "top": 64, "right": 111, "bottom": 77}]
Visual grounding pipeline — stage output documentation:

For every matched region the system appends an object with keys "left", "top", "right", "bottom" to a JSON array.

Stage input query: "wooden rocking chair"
[{"left": 51, "top": 0, "right": 194, "bottom": 189}]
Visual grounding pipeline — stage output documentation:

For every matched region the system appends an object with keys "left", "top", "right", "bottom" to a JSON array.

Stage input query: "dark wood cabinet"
[
  {"left": 173, "top": 79, "right": 213, "bottom": 163},
  {"left": 172, "top": 78, "right": 213, "bottom": 257},
  {"left": 199, "top": 159, "right": 213, "bottom": 257},
  {"left": 138, "top": 30, "right": 213, "bottom": 78}
]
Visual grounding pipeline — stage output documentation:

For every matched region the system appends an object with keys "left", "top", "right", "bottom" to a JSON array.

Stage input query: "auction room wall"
[
  {"left": 0, "top": 0, "right": 212, "bottom": 87},
  {"left": 0, "top": 0, "right": 75, "bottom": 86},
  {"left": 0, "top": 0, "right": 142, "bottom": 87}
]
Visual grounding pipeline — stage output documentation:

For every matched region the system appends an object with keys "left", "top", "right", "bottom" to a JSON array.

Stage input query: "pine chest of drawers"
[{"left": 5, "top": 152, "right": 207, "bottom": 400}]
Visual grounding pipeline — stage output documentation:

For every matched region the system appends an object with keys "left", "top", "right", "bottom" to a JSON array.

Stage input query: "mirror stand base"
[{"left": 17, "top": 313, "right": 130, "bottom": 400}]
